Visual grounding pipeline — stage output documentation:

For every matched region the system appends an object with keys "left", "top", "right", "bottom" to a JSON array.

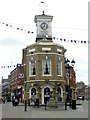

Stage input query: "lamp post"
[
  {"left": 65, "top": 58, "right": 75, "bottom": 108},
  {"left": 23, "top": 64, "right": 27, "bottom": 111},
  {"left": 24, "top": 82, "right": 27, "bottom": 111}
]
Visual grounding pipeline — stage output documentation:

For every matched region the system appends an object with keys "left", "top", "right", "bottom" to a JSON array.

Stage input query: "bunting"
[
  {"left": 0, "top": 64, "right": 25, "bottom": 69},
  {"left": 1, "top": 65, "right": 17, "bottom": 68},
  {"left": 0, "top": 21, "right": 34, "bottom": 34},
  {"left": 52, "top": 37, "right": 88, "bottom": 44},
  {"left": 0, "top": 21, "right": 88, "bottom": 44}
]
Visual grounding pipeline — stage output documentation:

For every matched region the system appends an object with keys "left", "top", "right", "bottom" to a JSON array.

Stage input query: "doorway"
[{"left": 44, "top": 87, "right": 50, "bottom": 104}]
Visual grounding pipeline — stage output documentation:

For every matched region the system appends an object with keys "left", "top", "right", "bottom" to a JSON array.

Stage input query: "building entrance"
[
  {"left": 44, "top": 87, "right": 50, "bottom": 104},
  {"left": 31, "top": 88, "right": 36, "bottom": 95}
]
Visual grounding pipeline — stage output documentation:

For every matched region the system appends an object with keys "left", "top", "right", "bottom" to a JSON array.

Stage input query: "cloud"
[{"left": 0, "top": 37, "right": 25, "bottom": 47}]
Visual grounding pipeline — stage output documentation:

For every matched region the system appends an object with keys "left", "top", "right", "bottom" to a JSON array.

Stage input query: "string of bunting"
[
  {"left": 0, "top": 21, "right": 88, "bottom": 44},
  {"left": 52, "top": 37, "right": 88, "bottom": 44},
  {"left": 0, "top": 21, "right": 34, "bottom": 34},
  {"left": 0, "top": 64, "right": 25, "bottom": 69},
  {"left": 1, "top": 65, "right": 17, "bottom": 68}
]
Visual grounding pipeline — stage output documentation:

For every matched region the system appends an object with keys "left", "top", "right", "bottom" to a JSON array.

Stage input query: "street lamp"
[
  {"left": 23, "top": 64, "right": 27, "bottom": 111},
  {"left": 65, "top": 58, "right": 75, "bottom": 109}
]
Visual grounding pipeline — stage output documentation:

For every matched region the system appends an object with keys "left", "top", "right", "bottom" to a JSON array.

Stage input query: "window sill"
[
  {"left": 29, "top": 75, "right": 36, "bottom": 77},
  {"left": 42, "top": 74, "right": 52, "bottom": 76},
  {"left": 57, "top": 75, "right": 62, "bottom": 77}
]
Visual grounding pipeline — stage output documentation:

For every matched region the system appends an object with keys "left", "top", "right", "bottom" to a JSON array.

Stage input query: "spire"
[{"left": 39, "top": 1, "right": 48, "bottom": 15}]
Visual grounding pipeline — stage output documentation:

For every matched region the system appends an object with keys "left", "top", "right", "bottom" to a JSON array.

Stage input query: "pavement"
[{"left": 1, "top": 100, "right": 88, "bottom": 119}]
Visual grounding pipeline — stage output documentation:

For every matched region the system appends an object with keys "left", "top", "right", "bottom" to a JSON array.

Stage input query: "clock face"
[{"left": 40, "top": 22, "right": 48, "bottom": 30}]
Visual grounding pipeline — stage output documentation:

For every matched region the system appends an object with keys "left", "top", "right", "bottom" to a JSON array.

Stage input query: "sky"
[{"left": 0, "top": 0, "right": 88, "bottom": 85}]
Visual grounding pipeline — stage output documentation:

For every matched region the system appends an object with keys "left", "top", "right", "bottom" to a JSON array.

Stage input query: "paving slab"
[{"left": 1, "top": 100, "right": 88, "bottom": 118}]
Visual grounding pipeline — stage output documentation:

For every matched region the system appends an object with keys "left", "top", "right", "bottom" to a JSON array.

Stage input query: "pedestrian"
[
  {"left": 12, "top": 96, "right": 15, "bottom": 106},
  {"left": 2, "top": 97, "right": 5, "bottom": 104},
  {"left": 32, "top": 94, "right": 36, "bottom": 107},
  {"left": 5, "top": 97, "right": 7, "bottom": 103},
  {"left": 82, "top": 96, "right": 84, "bottom": 101},
  {"left": 16, "top": 92, "right": 20, "bottom": 105}
]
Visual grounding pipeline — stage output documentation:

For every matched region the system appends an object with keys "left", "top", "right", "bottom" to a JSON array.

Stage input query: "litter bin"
[{"left": 72, "top": 99, "right": 76, "bottom": 109}]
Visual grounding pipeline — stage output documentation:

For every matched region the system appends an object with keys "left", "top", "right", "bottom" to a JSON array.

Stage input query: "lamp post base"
[
  {"left": 25, "top": 100, "right": 27, "bottom": 111},
  {"left": 65, "top": 101, "right": 67, "bottom": 110}
]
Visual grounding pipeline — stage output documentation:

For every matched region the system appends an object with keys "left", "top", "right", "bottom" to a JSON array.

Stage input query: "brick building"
[
  {"left": 70, "top": 66, "right": 76, "bottom": 100},
  {"left": 76, "top": 81, "right": 87, "bottom": 99},
  {"left": 85, "top": 85, "right": 90, "bottom": 100},
  {"left": 9, "top": 64, "right": 24, "bottom": 101}
]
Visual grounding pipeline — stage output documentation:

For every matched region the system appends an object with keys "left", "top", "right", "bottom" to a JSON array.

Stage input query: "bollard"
[
  {"left": 65, "top": 101, "right": 67, "bottom": 110},
  {"left": 45, "top": 102, "right": 47, "bottom": 110},
  {"left": 25, "top": 100, "right": 27, "bottom": 111}
]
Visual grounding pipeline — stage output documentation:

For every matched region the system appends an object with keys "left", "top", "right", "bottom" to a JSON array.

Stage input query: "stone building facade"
[
  {"left": 22, "top": 11, "right": 76, "bottom": 104},
  {"left": 22, "top": 40, "right": 66, "bottom": 104}
]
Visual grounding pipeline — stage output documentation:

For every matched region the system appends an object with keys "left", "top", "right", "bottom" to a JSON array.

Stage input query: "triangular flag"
[
  {"left": 71, "top": 40, "right": 73, "bottom": 43},
  {"left": 64, "top": 39, "right": 66, "bottom": 42},
  {"left": 74, "top": 40, "right": 76, "bottom": 43},
  {"left": 60, "top": 38, "right": 62, "bottom": 41},
  {"left": 28, "top": 31, "right": 30, "bottom": 33},
  {"left": 81, "top": 41, "right": 83, "bottom": 43},
  {"left": 6, "top": 24, "right": 8, "bottom": 26},
  {"left": 53, "top": 37, "right": 55, "bottom": 39},
  {"left": 17, "top": 28, "right": 19, "bottom": 30},
  {"left": 84, "top": 41, "right": 86, "bottom": 44},
  {"left": 10, "top": 25, "right": 12, "bottom": 27},
  {"left": 67, "top": 40, "right": 69, "bottom": 42}
]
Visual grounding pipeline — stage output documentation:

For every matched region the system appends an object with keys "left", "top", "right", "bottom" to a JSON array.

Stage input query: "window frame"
[
  {"left": 57, "top": 61, "right": 62, "bottom": 76},
  {"left": 42, "top": 59, "right": 52, "bottom": 76},
  {"left": 29, "top": 61, "right": 36, "bottom": 77}
]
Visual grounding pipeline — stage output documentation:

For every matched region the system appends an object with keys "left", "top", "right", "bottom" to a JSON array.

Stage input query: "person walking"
[
  {"left": 32, "top": 94, "right": 36, "bottom": 107},
  {"left": 12, "top": 96, "right": 15, "bottom": 106}
]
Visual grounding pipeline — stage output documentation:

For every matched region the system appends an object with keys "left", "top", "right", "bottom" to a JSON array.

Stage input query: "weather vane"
[{"left": 39, "top": 1, "right": 48, "bottom": 15}]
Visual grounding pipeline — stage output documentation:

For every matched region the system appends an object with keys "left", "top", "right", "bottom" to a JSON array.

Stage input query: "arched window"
[
  {"left": 57, "top": 87, "right": 61, "bottom": 94},
  {"left": 31, "top": 88, "right": 36, "bottom": 95}
]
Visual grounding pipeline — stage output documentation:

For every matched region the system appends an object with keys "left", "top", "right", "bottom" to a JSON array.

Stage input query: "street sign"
[
  {"left": 23, "top": 83, "right": 26, "bottom": 87},
  {"left": 66, "top": 73, "right": 69, "bottom": 79}
]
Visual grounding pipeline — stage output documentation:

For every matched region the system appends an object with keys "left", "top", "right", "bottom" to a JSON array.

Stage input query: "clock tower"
[{"left": 34, "top": 11, "right": 53, "bottom": 42}]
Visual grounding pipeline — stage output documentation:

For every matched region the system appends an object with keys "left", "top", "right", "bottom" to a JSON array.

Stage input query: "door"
[{"left": 44, "top": 87, "right": 50, "bottom": 104}]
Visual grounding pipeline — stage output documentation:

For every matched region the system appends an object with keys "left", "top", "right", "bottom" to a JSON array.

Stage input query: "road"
[{"left": 1, "top": 100, "right": 88, "bottom": 119}]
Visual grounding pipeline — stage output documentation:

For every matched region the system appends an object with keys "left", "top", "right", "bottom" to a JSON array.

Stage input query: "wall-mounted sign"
[{"left": 18, "top": 73, "right": 24, "bottom": 78}]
